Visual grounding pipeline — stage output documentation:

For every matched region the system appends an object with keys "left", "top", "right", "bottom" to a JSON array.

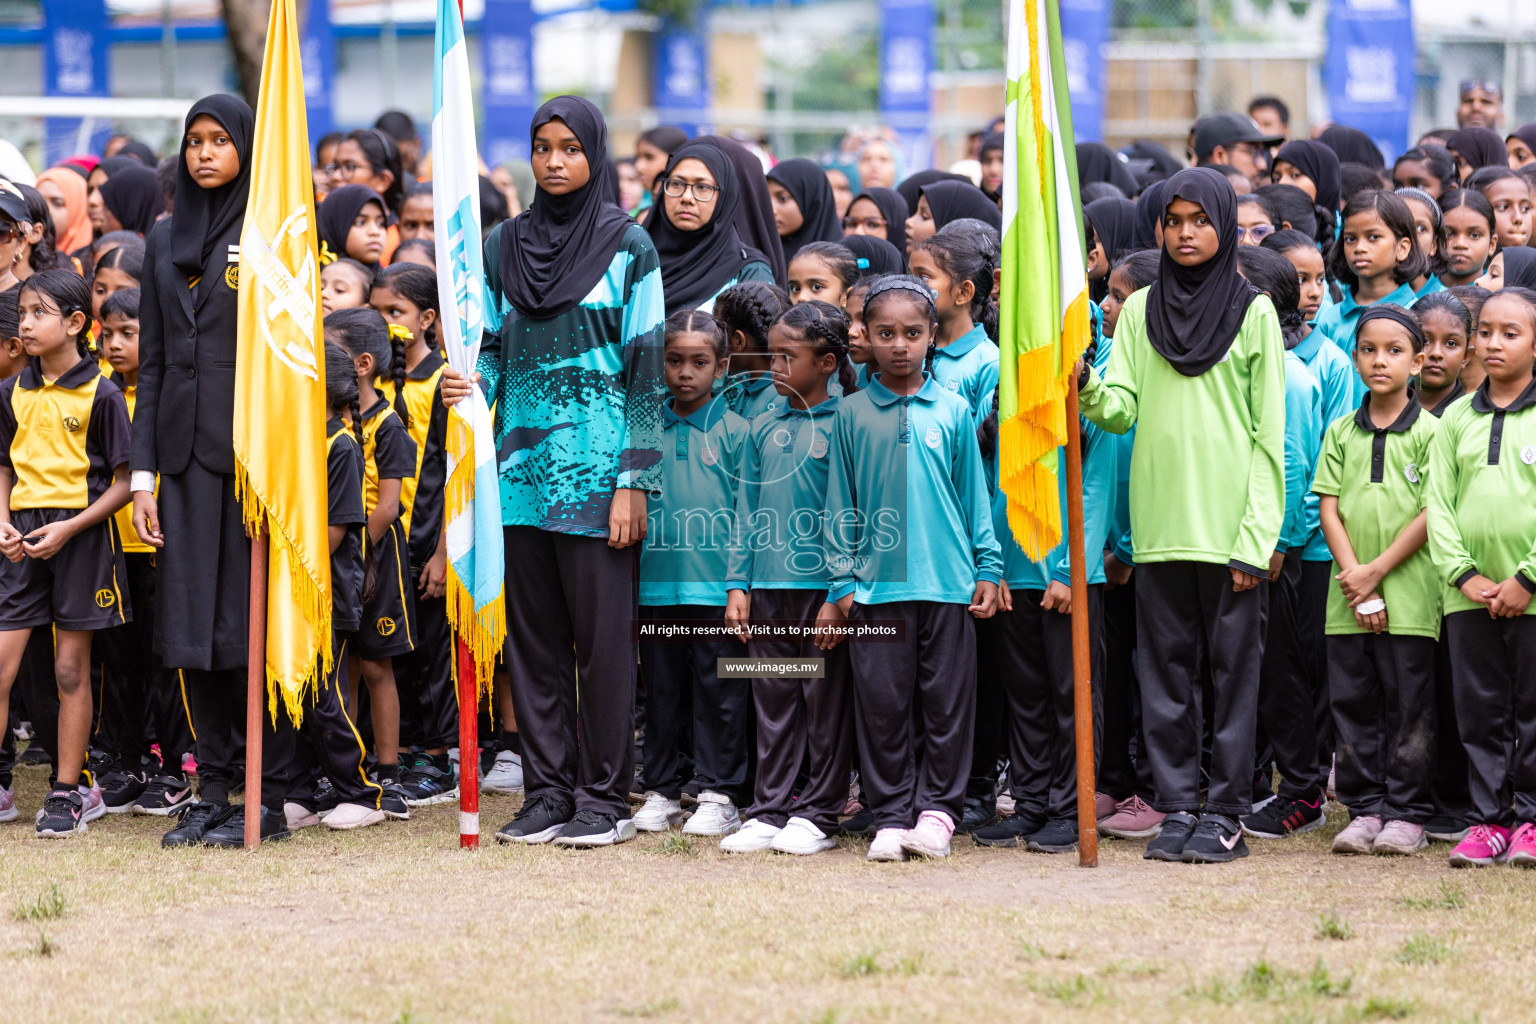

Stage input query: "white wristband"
[{"left": 1356, "top": 598, "right": 1385, "bottom": 616}]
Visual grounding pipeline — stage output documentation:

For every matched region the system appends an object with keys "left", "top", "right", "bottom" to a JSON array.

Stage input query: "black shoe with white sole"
[
  {"left": 1424, "top": 815, "right": 1470, "bottom": 843},
  {"left": 552, "top": 809, "right": 636, "bottom": 847},
  {"left": 1144, "top": 811, "right": 1198, "bottom": 861},
  {"left": 1025, "top": 817, "right": 1081, "bottom": 854},
  {"left": 133, "top": 774, "right": 195, "bottom": 816},
  {"left": 1240, "top": 795, "right": 1324, "bottom": 839},
  {"left": 495, "top": 795, "right": 572, "bottom": 845},
  {"left": 971, "top": 811, "right": 1046, "bottom": 848},
  {"left": 1181, "top": 814, "right": 1249, "bottom": 863}
]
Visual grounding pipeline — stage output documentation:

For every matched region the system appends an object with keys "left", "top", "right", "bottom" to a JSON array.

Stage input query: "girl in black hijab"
[
  {"left": 695, "top": 135, "right": 785, "bottom": 284},
  {"left": 97, "top": 164, "right": 162, "bottom": 235},
  {"left": 1077, "top": 165, "right": 1284, "bottom": 858},
  {"left": 905, "top": 180, "right": 1001, "bottom": 255},
  {"left": 645, "top": 140, "right": 773, "bottom": 315},
  {"left": 1319, "top": 124, "right": 1385, "bottom": 170},
  {"left": 1272, "top": 139, "right": 1342, "bottom": 212},
  {"left": 1076, "top": 141, "right": 1141, "bottom": 197},
  {"left": 979, "top": 132, "right": 1005, "bottom": 200},
  {"left": 844, "top": 186, "right": 909, "bottom": 255},
  {"left": 317, "top": 184, "right": 388, "bottom": 266},
  {"left": 1447, "top": 126, "right": 1508, "bottom": 183},
  {"left": 1131, "top": 179, "right": 1167, "bottom": 250},
  {"left": 131, "top": 93, "right": 301, "bottom": 846},
  {"left": 1085, "top": 196, "right": 1137, "bottom": 303},
  {"left": 895, "top": 169, "right": 971, "bottom": 216},
  {"left": 766, "top": 158, "right": 843, "bottom": 265}
]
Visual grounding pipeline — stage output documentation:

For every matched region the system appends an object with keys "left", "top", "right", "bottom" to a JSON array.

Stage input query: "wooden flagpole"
[
  {"left": 244, "top": 529, "right": 269, "bottom": 849},
  {"left": 1065, "top": 375, "right": 1098, "bottom": 867},
  {"left": 458, "top": 639, "right": 479, "bottom": 848}
]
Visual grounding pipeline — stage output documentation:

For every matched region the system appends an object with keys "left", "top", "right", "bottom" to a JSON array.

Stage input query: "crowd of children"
[{"left": 4, "top": 91, "right": 1536, "bottom": 870}]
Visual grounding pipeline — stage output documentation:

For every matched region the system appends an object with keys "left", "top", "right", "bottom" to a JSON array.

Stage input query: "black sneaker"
[
  {"left": 36, "top": 789, "right": 86, "bottom": 838},
  {"left": 162, "top": 801, "right": 230, "bottom": 847},
  {"left": 399, "top": 754, "right": 459, "bottom": 807},
  {"left": 1144, "top": 811, "right": 1198, "bottom": 861},
  {"left": 133, "top": 773, "right": 194, "bottom": 816},
  {"left": 100, "top": 758, "right": 150, "bottom": 813},
  {"left": 1025, "top": 817, "right": 1081, "bottom": 854},
  {"left": 838, "top": 807, "right": 876, "bottom": 839},
  {"left": 553, "top": 808, "right": 637, "bottom": 847},
  {"left": 202, "top": 804, "right": 292, "bottom": 847},
  {"left": 972, "top": 811, "right": 1047, "bottom": 848},
  {"left": 1181, "top": 813, "right": 1249, "bottom": 863},
  {"left": 1425, "top": 815, "right": 1471, "bottom": 843},
  {"left": 956, "top": 794, "right": 999, "bottom": 835},
  {"left": 380, "top": 780, "right": 410, "bottom": 820},
  {"left": 495, "top": 794, "right": 573, "bottom": 845},
  {"left": 1240, "top": 795, "right": 1325, "bottom": 839}
]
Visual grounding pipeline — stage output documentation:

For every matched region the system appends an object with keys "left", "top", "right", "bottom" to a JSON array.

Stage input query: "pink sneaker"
[
  {"left": 1098, "top": 795, "right": 1165, "bottom": 839},
  {"left": 900, "top": 810, "right": 955, "bottom": 858},
  {"left": 182, "top": 753, "right": 199, "bottom": 777},
  {"left": 1373, "top": 819, "right": 1427, "bottom": 856},
  {"left": 1505, "top": 822, "right": 1536, "bottom": 867},
  {"left": 0, "top": 784, "right": 16, "bottom": 823},
  {"left": 1449, "top": 823, "right": 1512, "bottom": 867},
  {"left": 867, "top": 827, "right": 908, "bottom": 862},
  {"left": 1094, "top": 791, "right": 1117, "bottom": 821},
  {"left": 1331, "top": 814, "right": 1382, "bottom": 854}
]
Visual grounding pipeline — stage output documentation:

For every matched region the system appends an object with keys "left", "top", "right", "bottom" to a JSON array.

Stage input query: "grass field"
[{"left": 2, "top": 763, "right": 1531, "bottom": 1024}]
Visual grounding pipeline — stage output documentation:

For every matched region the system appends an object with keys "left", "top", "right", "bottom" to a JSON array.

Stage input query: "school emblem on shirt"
[
  {"left": 701, "top": 444, "right": 719, "bottom": 467},
  {"left": 944, "top": 377, "right": 960, "bottom": 392},
  {"left": 1404, "top": 463, "right": 1419, "bottom": 484},
  {"left": 810, "top": 436, "right": 829, "bottom": 459},
  {"left": 62, "top": 416, "right": 80, "bottom": 432},
  {"left": 224, "top": 263, "right": 239, "bottom": 290},
  {"left": 376, "top": 617, "right": 396, "bottom": 636},
  {"left": 1524, "top": 447, "right": 1536, "bottom": 466},
  {"left": 925, "top": 426, "right": 943, "bottom": 450},
  {"left": 94, "top": 589, "right": 115, "bottom": 608}
]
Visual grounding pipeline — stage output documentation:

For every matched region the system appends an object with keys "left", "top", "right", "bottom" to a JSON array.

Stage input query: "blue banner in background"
[
  {"left": 481, "top": 0, "right": 539, "bottom": 166},
  {"left": 653, "top": 16, "right": 711, "bottom": 138},
  {"left": 41, "top": 0, "right": 110, "bottom": 166},
  {"left": 301, "top": 0, "right": 336, "bottom": 147},
  {"left": 879, "top": 0, "right": 930, "bottom": 171},
  {"left": 1325, "top": 0, "right": 1414, "bottom": 164},
  {"left": 1058, "top": 0, "right": 1108, "bottom": 143}
]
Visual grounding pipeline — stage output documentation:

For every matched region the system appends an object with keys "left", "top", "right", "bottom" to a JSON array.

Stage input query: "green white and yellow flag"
[
  {"left": 998, "top": 0, "right": 1092, "bottom": 560},
  {"left": 233, "top": 0, "right": 332, "bottom": 724}
]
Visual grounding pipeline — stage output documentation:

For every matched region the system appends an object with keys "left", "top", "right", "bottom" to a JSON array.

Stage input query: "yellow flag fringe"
[{"left": 442, "top": 411, "right": 505, "bottom": 705}]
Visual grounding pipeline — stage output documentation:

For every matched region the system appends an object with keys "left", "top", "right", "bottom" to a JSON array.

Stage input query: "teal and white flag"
[{"left": 434, "top": 0, "right": 504, "bottom": 687}]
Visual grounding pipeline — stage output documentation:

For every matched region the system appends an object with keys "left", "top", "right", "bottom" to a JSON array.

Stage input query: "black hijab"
[
  {"left": 1076, "top": 142, "right": 1140, "bottom": 197},
  {"left": 170, "top": 94, "right": 253, "bottom": 279},
  {"left": 897, "top": 170, "right": 970, "bottom": 214},
  {"left": 1448, "top": 127, "right": 1508, "bottom": 176},
  {"left": 98, "top": 156, "right": 143, "bottom": 180},
  {"left": 1085, "top": 197, "right": 1138, "bottom": 264},
  {"left": 1145, "top": 167, "right": 1259, "bottom": 376},
  {"left": 116, "top": 141, "right": 158, "bottom": 167},
  {"left": 1131, "top": 179, "right": 1166, "bottom": 250},
  {"left": 849, "top": 187, "right": 909, "bottom": 256},
  {"left": 317, "top": 184, "right": 386, "bottom": 264},
  {"left": 1319, "top": 125, "right": 1385, "bottom": 170},
  {"left": 98, "top": 165, "right": 162, "bottom": 235},
  {"left": 1274, "top": 140, "right": 1341, "bottom": 213},
  {"left": 840, "top": 234, "right": 904, "bottom": 276},
  {"left": 696, "top": 135, "right": 785, "bottom": 285},
  {"left": 980, "top": 132, "right": 1005, "bottom": 199},
  {"left": 922, "top": 180, "right": 1002, "bottom": 231},
  {"left": 1509, "top": 122, "right": 1536, "bottom": 160},
  {"left": 767, "top": 158, "right": 843, "bottom": 265},
  {"left": 644, "top": 141, "right": 768, "bottom": 315},
  {"left": 1503, "top": 247, "right": 1536, "bottom": 290},
  {"left": 498, "top": 96, "right": 634, "bottom": 320}
]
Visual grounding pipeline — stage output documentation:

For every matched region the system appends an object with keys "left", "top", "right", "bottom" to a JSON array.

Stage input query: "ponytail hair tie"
[
  {"left": 319, "top": 241, "right": 338, "bottom": 267},
  {"left": 856, "top": 257, "right": 870, "bottom": 270},
  {"left": 387, "top": 323, "right": 415, "bottom": 343}
]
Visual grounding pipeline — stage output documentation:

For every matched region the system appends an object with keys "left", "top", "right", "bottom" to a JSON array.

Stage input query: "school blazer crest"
[{"left": 131, "top": 217, "right": 244, "bottom": 478}]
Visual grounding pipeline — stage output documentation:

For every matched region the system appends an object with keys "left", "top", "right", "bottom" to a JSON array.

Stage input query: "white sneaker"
[
  {"left": 771, "top": 816, "right": 836, "bottom": 856},
  {"left": 867, "top": 826, "right": 908, "bottom": 862},
  {"left": 481, "top": 751, "right": 524, "bottom": 794},
  {"left": 284, "top": 801, "right": 320, "bottom": 829},
  {"left": 720, "top": 817, "right": 782, "bottom": 852},
  {"left": 322, "top": 802, "right": 386, "bottom": 830},
  {"left": 633, "top": 790, "right": 684, "bottom": 832},
  {"left": 900, "top": 810, "right": 955, "bottom": 858},
  {"left": 78, "top": 783, "right": 106, "bottom": 824},
  {"left": 682, "top": 791, "right": 741, "bottom": 836}
]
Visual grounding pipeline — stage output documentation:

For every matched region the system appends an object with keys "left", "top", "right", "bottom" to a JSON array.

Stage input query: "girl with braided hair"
[
  {"left": 826, "top": 275, "right": 1003, "bottom": 863},
  {"left": 714, "top": 280, "right": 790, "bottom": 420},
  {"left": 908, "top": 231, "right": 1000, "bottom": 426},
  {"left": 721, "top": 300, "right": 857, "bottom": 856},
  {"left": 633, "top": 309, "right": 753, "bottom": 837}
]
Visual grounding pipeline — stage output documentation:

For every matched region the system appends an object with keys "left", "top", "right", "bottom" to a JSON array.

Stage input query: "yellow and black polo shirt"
[
  {"left": 110, "top": 377, "right": 153, "bottom": 554},
  {"left": 379, "top": 349, "right": 448, "bottom": 567},
  {"left": 0, "top": 357, "right": 132, "bottom": 510},
  {"left": 358, "top": 394, "right": 418, "bottom": 518}
]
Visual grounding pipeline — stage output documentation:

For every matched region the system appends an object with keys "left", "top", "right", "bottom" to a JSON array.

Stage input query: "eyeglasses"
[
  {"left": 0, "top": 222, "right": 20, "bottom": 244},
  {"left": 1236, "top": 225, "right": 1275, "bottom": 242},
  {"left": 661, "top": 178, "right": 719, "bottom": 202},
  {"left": 324, "top": 161, "right": 367, "bottom": 179},
  {"left": 842, "top": 216, "right": 887, "bottom": 231},
  {"left": 1459, "top": 80, "right": 1502, "bottom": 98}
]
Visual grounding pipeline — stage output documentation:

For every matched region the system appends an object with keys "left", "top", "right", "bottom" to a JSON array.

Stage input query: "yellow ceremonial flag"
[{"left": 233, "top": 0, "right": 331, "bottom": 724}]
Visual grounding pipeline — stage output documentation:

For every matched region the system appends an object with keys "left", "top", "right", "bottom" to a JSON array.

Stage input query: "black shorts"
[
  {"left": 0, "top": 509, "right": 132, "bottom": 632},
  {"left": 356, "top": 519, "right": 417, "bottom": 660}
]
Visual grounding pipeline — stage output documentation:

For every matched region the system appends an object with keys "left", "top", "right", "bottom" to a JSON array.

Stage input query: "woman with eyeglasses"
[
  {"left": 325, "top": 129, "right": 404, "bottom": 263},
  {"left": 645, "top": 140, "right": 774, "bottom": 316},
  {"left": 841, "top": 187, "right": 908, "bottom": 259},
  {"left": 1235, "top": 193, "right": 1279, "bottom": 246}
]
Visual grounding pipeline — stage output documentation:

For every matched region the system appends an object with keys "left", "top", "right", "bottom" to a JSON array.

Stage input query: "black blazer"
[{"left": 132, "top": 217, "right": 241, "bottom": 477}]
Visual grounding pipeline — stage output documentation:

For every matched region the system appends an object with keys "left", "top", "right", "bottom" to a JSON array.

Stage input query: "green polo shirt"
[
  {"left": 1427, "top": 379, "right": 1536, "bottom": 615},
  {"left": 1312, "top": 394, "right": 1440, "bottom": 638}
]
